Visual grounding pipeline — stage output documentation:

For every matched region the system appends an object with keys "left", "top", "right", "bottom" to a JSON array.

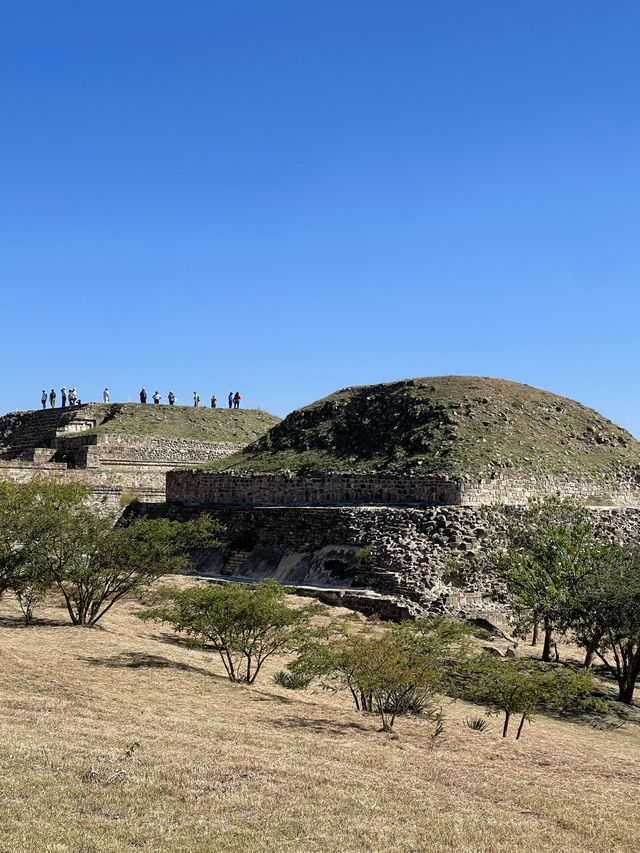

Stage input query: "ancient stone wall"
[
  {"left": 0, "top": 405, "right": 106, "bottom": 457},
  {"left": 167, "top": 469, "right": 640, "bottom": 508},
  {"left": 60, "top": 434, "right": 242, "bottom": 469},
  {"left": 0, "top": 405, "right": 247, "bottom": 508},
  {"left": 144, "top": 500, "right": 640, "bottom": 622},
  {"left": 459, "top": 474, "right": 640, "bottom": 507},
  {"left": 0, "top": 460, "right": 165, "bottom": 510},
  {"left": 167, "top": 471, "right": 461, "bottom": 506}
]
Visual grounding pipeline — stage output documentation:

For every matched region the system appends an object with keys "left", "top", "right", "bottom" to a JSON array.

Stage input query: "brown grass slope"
[
  {"left": 203, "top": 376, "right": 640, "bottom": 479},
  {"left": 0, "top": 585, "right": 639, "bottom": 853}
]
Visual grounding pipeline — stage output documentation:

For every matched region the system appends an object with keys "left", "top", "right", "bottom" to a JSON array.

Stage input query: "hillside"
[
  {"left": 0, "top": 585, "right": 638, "bottom": 853},
  {"left": 0, "top": 403, "right": 280, "bottom": 455},
  {"left": 87, "top": 403, "right": 280, "bottom": 444},
  {"left": 202, "top": 376, "right": 640, "bottom": 478}
]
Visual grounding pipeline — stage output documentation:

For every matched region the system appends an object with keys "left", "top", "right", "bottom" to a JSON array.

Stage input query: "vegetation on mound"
[
  {"left": 201, "top": 376, "right": 640, "bottom": 479},
  {"left": 80, "top": 403, "right": 279, "bottom": 444}
]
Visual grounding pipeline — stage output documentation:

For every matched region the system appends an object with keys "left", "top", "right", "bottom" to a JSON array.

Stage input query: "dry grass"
[{"left": 0, "top": 584, "right": 639, "bottom": 853}]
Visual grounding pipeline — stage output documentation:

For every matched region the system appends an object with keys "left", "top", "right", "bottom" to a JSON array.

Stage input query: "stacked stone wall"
[
  {"left": 167, "top": 470, "right": 640, "bottom": 508},
  {"left": 167, "top": 471, "right": 461, "bottom": 506},
  {"left": 144, "top": 501, "right": 640, "bottom": 622},
  {"left": 460, "top": 474, "right": 640, "bottom": 507},
  {"left": 0, "top": 405, "right": 105, "bottom": 457},
  {"left": 60, "top": 434, "right": 242, "bottom": 469}
]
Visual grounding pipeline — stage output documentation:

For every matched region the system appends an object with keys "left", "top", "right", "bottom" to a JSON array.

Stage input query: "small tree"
[
  {"left": 141, "top": 579, "right": 322, "bottom": 685},
  {"left": 288, "top": 617, "right": 470, "bottom": 732},
  {"left": 0, "top": 478, "right": 222, "bottom": 627},
  {"left": 577, "top": 547, "right": 640, "bottom": 704},
  {"left": 494, "top": 497, "right": 597, "bottom": 661},
  {"left": 467, "top": 656, "right": 596, "bottom": 738}
]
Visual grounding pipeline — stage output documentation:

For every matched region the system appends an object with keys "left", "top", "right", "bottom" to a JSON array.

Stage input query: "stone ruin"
[
  {"left": 0, "top": 405, "right": 246, "bottom": 510},
  {"left": 156, "top": 467, "right": 640, "bottom": 623}
]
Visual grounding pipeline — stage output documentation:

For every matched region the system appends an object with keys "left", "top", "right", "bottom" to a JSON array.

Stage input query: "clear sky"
[{"left": 1, "top": 2, "right": 638, "bottom": 431}]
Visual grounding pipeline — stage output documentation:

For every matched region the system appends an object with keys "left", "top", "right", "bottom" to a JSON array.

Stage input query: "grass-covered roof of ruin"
[
  {"left": 197, "top": 376, "right": 640, "bottom": 479},
  {"left": 82, "top": 404, "right": 281, "bottom": 444}
]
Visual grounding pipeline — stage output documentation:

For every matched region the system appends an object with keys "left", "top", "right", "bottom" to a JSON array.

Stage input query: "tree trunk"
[
  {"left": 617, "top": 680, "right": 636, "bottom": 704},
  {"left": 541, "top": 618, "right": 553, "bottom": 662},
  {"left": 502, "top": 711, "right": 511, "bottom": 738},
  {"left": 516, "top": 714, "right": 526, "bottom": 740},
  {"left": 583, "top": 634, "right": 601, "bottom": 669},
  {"left": 531, "top": 616, "right": 539, "bottom": 646}
]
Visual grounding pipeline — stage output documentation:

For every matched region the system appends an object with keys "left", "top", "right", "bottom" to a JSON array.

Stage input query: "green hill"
[
  {"left": 87, "top": 403, "right": 280, "bottom": 444},
  {"left": 0, "top": 403, "right": 280, "bottom": 456},
  {"left": 201, "top": 376, "right": 640, "bottom": 478}
]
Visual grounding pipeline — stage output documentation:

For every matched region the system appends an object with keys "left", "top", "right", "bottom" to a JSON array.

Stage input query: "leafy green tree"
[
  {"left": 494, "top": 497, "right": 598, "bottom": 661},
  {"left": 467, "top": 656, "right": 597, "bottom": 738},
  {"left": 0, "top": 478, "right": 222, "bottom": 627},
  {"left": 568, "top": 547, "right": 640, "bottom": 703},
  {"left": 288, "top": 617, "right": 470, "bottom": 732},
  {"left": 141, "top": 578, "right": 322, "bottom": 684}
]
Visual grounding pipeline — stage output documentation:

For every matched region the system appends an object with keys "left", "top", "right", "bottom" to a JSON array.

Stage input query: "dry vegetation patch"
[{"left": 0, "top": 582, "right": 638, "bottom": 853}]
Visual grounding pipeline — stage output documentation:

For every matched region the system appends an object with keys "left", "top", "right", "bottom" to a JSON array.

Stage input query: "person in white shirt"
[{"left": 103, "top": 388, "right": 110, "bottom": 403}]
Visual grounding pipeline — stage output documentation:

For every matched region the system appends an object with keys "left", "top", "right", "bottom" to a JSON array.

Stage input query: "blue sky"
[{"left": 1, "top": 2, "right": 638, "bottom": 431}]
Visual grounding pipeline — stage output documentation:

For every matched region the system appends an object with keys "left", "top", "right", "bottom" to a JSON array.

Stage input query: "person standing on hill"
[
  {"left": 69, "top": 388, "right": 77, "bottom": 406},
  {"left": 140, "top": 388, "right": 147, "bottom": 404},
  {"left": 49, "top": 389, "right": 56, "bottom": 408},
  {"left": 168, "top": 391, "right": 176, "bottom": 406},
  {"left": 41, "top": 390, "right": 47, "bottom": 409},
  {"left": 61, "top": 387, "right": 67, "bottom": 407},
  {"left": 193, "top": 391, "right": 200, "bottom": 407},
  {"left": 228, "top": 392, "right": 233, "bottom": 409},
  {"left": 103, "top": 388, "right": 110, "bottom": 403},
  {"left": 210, "top": 394, "right": 217, "bottom": 408},
  {"left": 153, "top": 391, "right": 161, "bottom": 405},
  {"left": 233, "top": 391, "right": 241, "bottom": 409}
]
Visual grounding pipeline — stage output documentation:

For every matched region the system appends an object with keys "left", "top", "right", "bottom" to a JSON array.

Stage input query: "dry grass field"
[{"left": 0, "top": 582, "right": 639, "bottom": 853}]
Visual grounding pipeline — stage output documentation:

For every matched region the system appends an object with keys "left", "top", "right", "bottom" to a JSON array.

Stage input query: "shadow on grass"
[
  {"left": 78, "top": 651, "right": 219, "bottom": 678},
  {"left": 262, "top": 714, "right": 372, "bottom": 735},
  {"left": 0, "top": 614, "right": 70, "bottom": 629}
]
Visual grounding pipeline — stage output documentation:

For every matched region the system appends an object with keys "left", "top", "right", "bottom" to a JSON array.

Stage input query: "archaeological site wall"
[
  {"left": 159, "top": 465, "right": 640, "bottom": 622},
  {"left": 0, "top": 406, "right": 245, "bottom": 509},
  {"left": 167, "top": 469, "right": 640, "bottom": 508}
]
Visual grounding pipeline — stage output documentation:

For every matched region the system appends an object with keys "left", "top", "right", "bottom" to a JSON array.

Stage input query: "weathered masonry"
[
  {"left": 160, "top": 468, "right": 640, "bottom": 622},
  {"left": 0, "top": 405, "right": 245, "bottom": 509},
  {"left": 167, "top": 469, "right": 640, "bottom": 508}
]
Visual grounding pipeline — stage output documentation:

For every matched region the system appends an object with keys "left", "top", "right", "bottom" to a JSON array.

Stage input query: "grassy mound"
[
  {"left": 89, "top": 403, "right": 280, "bottom": 444},
  {"left": 202, "top": 376, "right": 640, "bottom": 478}
]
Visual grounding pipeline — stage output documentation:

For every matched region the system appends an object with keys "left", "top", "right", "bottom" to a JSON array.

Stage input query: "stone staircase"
[
  {"left": 221, "top": 550, "right": 252, "bottom": 576},
  {"left": 0, "top": 406, "right": 103, "bottom": 460}
]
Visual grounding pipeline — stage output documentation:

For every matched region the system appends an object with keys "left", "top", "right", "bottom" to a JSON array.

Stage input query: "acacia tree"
[
  {"left": 141, "top": 578, "right": 322, "bottom": 684},
  {"left": 494, "top": 498, "right": 598, "bottom": 661},
  {"left": 0, "top": 479, "right": 90, "bottom": 615},
  {"left": 288, "top": 617, "right": 470, "bottom": 732},
  {"left": 0, "top": 478, "right": 222, "bottom": 626},
  {"left": 467, "top": 656, "right": 596, "bottom": 738}
]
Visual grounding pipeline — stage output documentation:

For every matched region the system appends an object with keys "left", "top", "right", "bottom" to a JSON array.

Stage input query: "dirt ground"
[{"left": 0, "top": 582, "right": 638, "bottom": 853}]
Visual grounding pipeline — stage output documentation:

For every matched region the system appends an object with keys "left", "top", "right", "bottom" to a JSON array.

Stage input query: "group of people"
[
  {"left": 39, "top": 387, "right": 243, "bottom": 409},
  {"left": 41, "top": 387, "right": 80, "bottom": 408},
  {"left": 139, "top": 389, "right": 242, "bottom": 408}
]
